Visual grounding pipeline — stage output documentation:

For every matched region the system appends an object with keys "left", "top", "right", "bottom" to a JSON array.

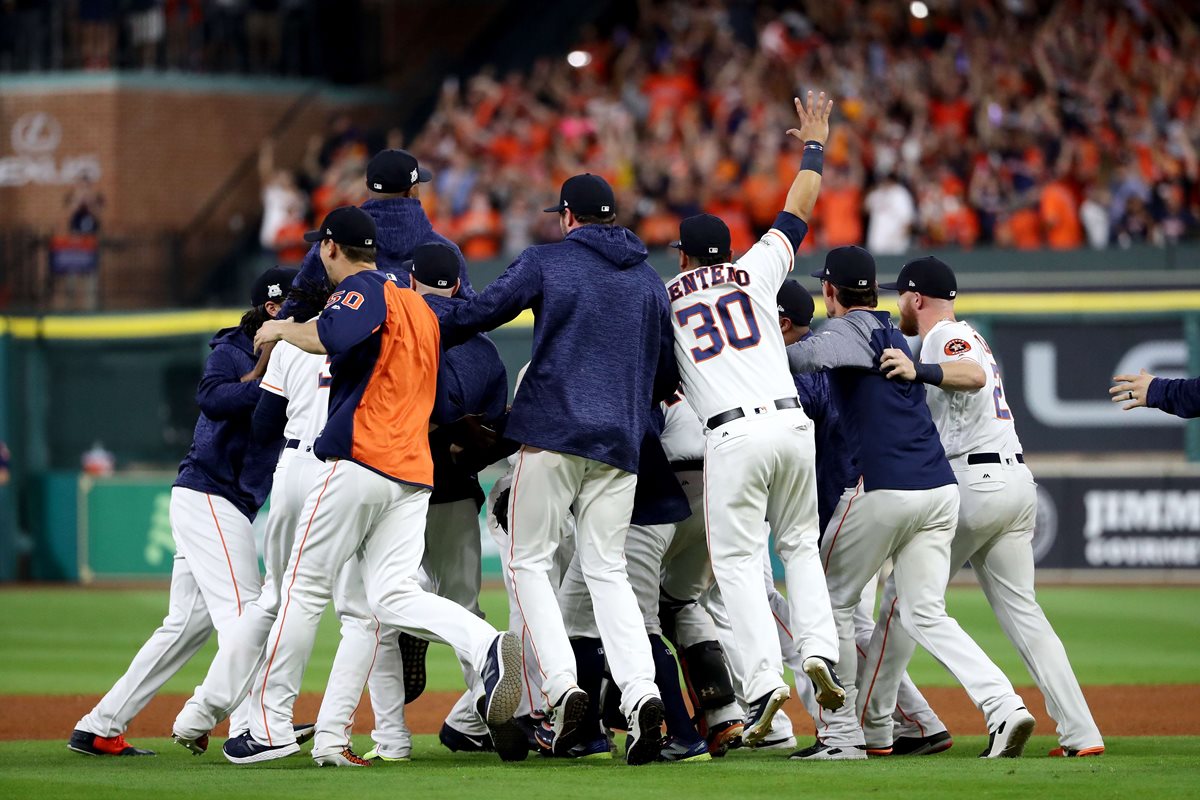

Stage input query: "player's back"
[
  {"left": 920, "top": 320, "right": 1023, "bottom": 460},
  {"left": 667, "top": 229, "right": 799, "bottom": 424},
  {"left": 262, "top": 336, "right": 331, "bottom": 445}
]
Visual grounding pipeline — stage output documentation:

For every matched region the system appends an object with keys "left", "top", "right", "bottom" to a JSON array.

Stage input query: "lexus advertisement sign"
[
  {"left": 987, "top": 320, "right": 1188, "bottom": 452},
  {"left": 1032, "top": 475, "right": 1200, "bottom": 568}
]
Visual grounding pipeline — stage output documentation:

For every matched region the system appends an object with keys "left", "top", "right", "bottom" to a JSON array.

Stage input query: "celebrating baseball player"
[
  {"left": 786, "top": 245, "right": 1034, "bottom": 760},
  {"left": 860, "top": 256, "right": 1104, "bottom": 758},
  {"left": 666, "top": 90, "right": 845, "bottom": 751},
  {"left": 70, "top": 267, "right": 297, "bottom": 758},
  {"left": 228, "top": 206, "right": 523, "bottom": 765},
  {"left": 438, "top": 172, "right": 678, "bottom": 765}
]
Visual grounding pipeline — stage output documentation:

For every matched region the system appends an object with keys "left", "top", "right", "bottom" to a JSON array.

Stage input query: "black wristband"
[
  {"left": 914, "top": 362, "right": 944, "bottom": 386},
  {"left": 801, "top": 140, "right": 824, "bottom": 175}
]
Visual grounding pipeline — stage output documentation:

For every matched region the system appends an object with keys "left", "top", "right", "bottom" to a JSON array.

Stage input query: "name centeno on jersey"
[{"left": 668, "top": 264, "right": 751, "bottom": 301}]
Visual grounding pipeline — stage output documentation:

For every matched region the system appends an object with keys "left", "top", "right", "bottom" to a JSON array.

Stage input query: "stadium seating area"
[{"left": 258, "top": 0, "right": 1200, "bottom": 265}]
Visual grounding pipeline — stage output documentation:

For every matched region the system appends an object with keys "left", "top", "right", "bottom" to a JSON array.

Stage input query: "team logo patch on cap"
[
  {"left": 365, "top": 238, "right": 373, "bottom": 245},
  {"left": 944, "top": 338, "right": 972, "bottom": 356},
  {"left": 267, "top": 283, "right": 282, "bottom": 298},
  {"left": 601, "top": 205, "right": 611, "bottom": 212},
  {"left": 373, "top": 182, "right": 383, "bottom": 190},
  {"left": 708, "top": 246, "right": 718, "bottom": 254},
  {"left": 410, "top": 168, "right": 419, "bottom": 183}
]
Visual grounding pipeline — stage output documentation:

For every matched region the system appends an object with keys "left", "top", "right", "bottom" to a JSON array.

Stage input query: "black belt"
[
  {"left": 966, "top": 452, "right": 1024, "bottom": 465},
  {"left": 706, "top": 397, "right": 801, "bottom": 430},
  {"left": 671, "top": 459, "right": 704, "bottom": 472},
  {"left": 285, "top": 439, "right": 300, "bottom": 450}
]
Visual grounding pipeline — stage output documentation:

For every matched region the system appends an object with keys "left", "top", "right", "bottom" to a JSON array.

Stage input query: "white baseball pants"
[
  {"left": 249, "top": 459, "right": 499, "bottom": 747},
  {"left": 818, "top": 481, "right": 1024, "bottom": 748},
  {"left": 704, "top": 409, "right": 838, "bottom": 703},
  {"left": 507, "top": 447, "right": 657, "bottom": 719},
  {"left": 860, "top": 462, "right": 1102, "bottom": 751},
  {"left": 82, "top": 487, "right": 261, "bottom": 739}
]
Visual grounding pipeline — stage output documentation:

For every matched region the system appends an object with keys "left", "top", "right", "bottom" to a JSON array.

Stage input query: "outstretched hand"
[
  {"left": 1109, "top": 369, "right": 1154, "bottom": 410},
  {"left": 786, "top": 90, "right": 834, "bottom": 146}
]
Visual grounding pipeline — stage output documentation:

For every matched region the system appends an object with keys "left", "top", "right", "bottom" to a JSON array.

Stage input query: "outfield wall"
[{"left": 3, "top": 291, "right": 1200, "bottom": 582}]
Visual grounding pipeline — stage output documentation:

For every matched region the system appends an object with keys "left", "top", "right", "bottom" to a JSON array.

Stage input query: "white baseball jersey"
[
  {"left": 260, "top": 338, "right": 332, "bottom": 442},
  {"left": 667, "top": 227, "right": 799, "bottom": 424},
  {"left": 920, "top": 319, "right": 1023, "bottom": 460},
  {"left": 660, "top": 391, "right": 705, "bottom": 463}
]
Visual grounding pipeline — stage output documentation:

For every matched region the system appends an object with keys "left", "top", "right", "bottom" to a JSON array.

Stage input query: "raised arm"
[
  {"left": 783, "top": 90, "right": 834, "bottom": 224},
  {"left": 439, "top": 253, "right": 542, "bottom": 348}
]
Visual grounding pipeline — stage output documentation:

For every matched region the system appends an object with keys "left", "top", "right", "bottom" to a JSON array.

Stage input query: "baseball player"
[
  {"left": 227, "top": 206, "right": 522, "bottom": 765},
  {"left": 667, "top": 91, "right": 844, "bottom": 749},
  {"left": 174, "top": 271, "right": 419, "bottom": 767},
  {"left": 776, "top": 280, "right": 951, "bottom": 755},
  {"left": 438, "top": 173, "right": 677, "bottom": 765},
  {"left": 411, "top": 242, "right": 515, "bottom": 752},
  {"left": 281, "top": 150, "right": 473, "bottom": 318},
  {"left": 70, "top": 267, "right": 296, "bottom": 758},
  {"left": 858, "top": 256, "right": 1104, "bottom": 758},
  {"left": 785, "top": 245, "right": 1034, "bottom": 760}
]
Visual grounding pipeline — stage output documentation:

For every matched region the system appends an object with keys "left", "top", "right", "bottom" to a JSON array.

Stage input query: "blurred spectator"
[
  {"left": 1080, "top": 186, "right": 1111, "bottom": 249},
  {"left": 1114, "top": 195, "right": 1155, "bottom": 248},
  {"left": 0, "top": 441, "right": 9, "bottom": 486},
  {"left": 128, "top": 0, "right": 166, "bottom": 69},
  {"left": 453, "top": 190, "right": 503, "bottom": 260},
  {"left": 257, "top": 141, "right": 309, "bottom": 265},
  {"left": 79, "top": 0, "right": 117, "bottom": 69},
  {"left": 208, "top": 0, "right": 248, "bottom": 72},
  {"left": 1041, "top": 172, "right": 1083, "bottom": 250},
  {"left": 864, "top": 174, "right": 915, "bottom": 255},
  {"left": 165, "top": 0, "right": 204, "bottom": 70},
  {"left": 49, "top": 179, "right": 103, "bottom": 311},
  {"left": 247, "top": 0, "right": 280, "bottom": 72}
]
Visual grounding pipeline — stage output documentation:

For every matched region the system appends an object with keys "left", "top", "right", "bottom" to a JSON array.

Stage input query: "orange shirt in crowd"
[
  {"left": 705, "top": 198, "right": 755, "bottom": 258},
  {"left": 742, "top": 173, "right": 785, "bottom": 229},
  {"left": 930, "top": 97, "right": 972, "bottom": 137},
  {"left": 639, "top": 210, "right": 682, "bottom": 248},
  {"left": 455, "top": 206, "right": 503, "bottom": 260},
  {"left": 1006, "top": 207, "right": 1043, "bottom": 249},
  {"left": 1040, "top": 181, "right": 1083, "bottom": 249},
  {"left": 274, "top": 219, "right": 310, "bottom": 265},
  {"left": 816, "top": 186, "right": 863, "bottom": 248}
]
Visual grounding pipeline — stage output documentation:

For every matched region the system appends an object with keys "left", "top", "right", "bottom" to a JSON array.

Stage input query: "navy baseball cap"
[
  {"left": 671, "top": 214, "right": 731, "bottom": 258},
  {"left": 880, "top": 256, "right": 958, "bottom": 300},
  {"left": 776, "top": 279, "right": 815, "bottom": 326},
  {"left": 543, "top": 173, "right": 617, "bottom": 216},
  {"left": 810, "top": 245, "right": 876, "bottom": 289},
  {"left": 404, "top": 243, "right": 460, "bottom": 290},
  {"left": 251, "top": 266, "right": 298, "bottom": 307},
  {"left": 366, "top": 149, "right": 433, "bottom": 194},
  {"left": 303, "top": 206, "right": 377, "bottom": 247}
]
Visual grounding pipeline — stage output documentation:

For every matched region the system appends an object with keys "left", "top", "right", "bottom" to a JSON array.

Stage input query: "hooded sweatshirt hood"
[
  {"left": 209, "top": 326, "right": 254, "bottom": 355},
  {"left": 566, "top": 224, "right": 649, "bottom": 269},
  {"left": 361, "top": 197, "right": 434, "bottom": 262}
]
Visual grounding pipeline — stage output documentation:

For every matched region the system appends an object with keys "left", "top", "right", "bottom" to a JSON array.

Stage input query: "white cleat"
[
  {"left": 789, "top": 740, "right": 868, "bottom": 761},
  {"left": 802, "top": 656, "right": 847, "bottom": 711},
  {"left": 314, "top": 748, "right": 372, "bottom": 767},
  {"left": 979, "top": 707, "right": 1036, "bottom": 759}
]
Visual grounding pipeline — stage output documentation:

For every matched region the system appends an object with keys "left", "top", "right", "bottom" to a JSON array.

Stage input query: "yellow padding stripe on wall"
[{"left": 1, "top": 292, "right": 1198, "bottom": 339}]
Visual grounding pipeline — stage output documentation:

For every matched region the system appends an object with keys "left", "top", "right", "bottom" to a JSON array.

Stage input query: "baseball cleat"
[
  {"left": 752, "top": 735, "right": 797, "bottom": 751},
  {"left": 398, "top": 632, "right": 430, "bottom": 704},
  {"left": 222, "top": 732, "right": 300, "bottom": 765},
  {"left": 439, "top": 723, "right": 494, "bottom": 753},
  {"left": 1049, "top": 745, "right": 1104, "bottom": 758},
  {"left": 567, "top": 737, "right": 614, "bottom": 760},
  {"left": 480, "top": 632, "right": 523, "bottom": 726},
  {"left": 486, "top": 718, "right": 531, "bottom": 762},
  {"left": 625, "top": 695, "right": 666, "bottom": 766},
  {"left": 706, "top": 719, "right": 744, "bottom": 757},
  {"left": 742, "top": 685, "right": 790, "bottom": 747},
  {"left": 865, "top": 746, "right": 893, "bottom": 757},
  {"left": 515, "top": 713, "right": 544, "bottom": 750},
  {"left": 314, "top": 748, "right": 371, "bottom": 767},
  {"left": 979, "top": 707, "right": 1035, "bottom": 759},
  {"left": 549, "top": 687, "right": 589, "bottom": 757},
  {"left": 802, "top": 656, "right": 847, "bottom": 711},
  {"left": 362, "top": 745, "right": 411, "bottom": 762},
  {"left": 67, "top": 730, "right": 155, "bottom": 757},
  {"left": 293, "top": 722, "right": 316, "bottom": 746},
  {"left": 172, "top": 732, "right": 210, "bottom": 756},
  {"left": 659, "top": 736, "right": 712, "bottom": 763},
  {"left": 891, "top": 730, "right": 953, "bottom": 756},
  {"left": 789, "top": 740, "right": 868, "bottom": 761}
]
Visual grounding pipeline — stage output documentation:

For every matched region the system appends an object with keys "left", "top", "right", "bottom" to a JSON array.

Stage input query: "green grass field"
[{"left": 1, "top": 585, "right": 1198, "bottom": 799}]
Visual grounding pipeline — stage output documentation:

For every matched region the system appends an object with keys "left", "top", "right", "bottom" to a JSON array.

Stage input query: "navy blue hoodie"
[
  {"left": 792, "top": 331, "right": 857, "bottom": 532},
  {"left": 174, "top": 327, "right": 281, "bottom": 521},
  {"left": 440, "top": 225, "right": 678, "bottom": 475},
  {"left": 282, "top": 197, "right": 473, "bottom": 318}
]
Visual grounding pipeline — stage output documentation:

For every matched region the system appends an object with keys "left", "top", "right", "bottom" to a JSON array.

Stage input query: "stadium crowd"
[{"left": 257, "top": 0, "right": 1200, "bottom": 265}]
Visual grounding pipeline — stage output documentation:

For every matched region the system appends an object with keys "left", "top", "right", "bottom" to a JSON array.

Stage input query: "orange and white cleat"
[{"left": 1049, "top": 745, "right": 1105, "bottom": 758}]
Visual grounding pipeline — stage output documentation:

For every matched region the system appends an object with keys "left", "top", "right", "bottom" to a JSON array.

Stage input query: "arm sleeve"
[
  {"left": 1146, "top": 376, "right": 1200, "bottom": 419},
  {"left": 316, "top": 275, "right": 387, "bottom": 355},
  {"left": 432, "top": 362, "right": 465, "bottom": 425},
  {"left": 454, "top": 244, "right": 476, "bottom": 299},
  {"left": 277, "top": 244, "right": 325, "bottom": 319},
  {"left": 196, "top": 346, "right": 261, "bottom": 420},
  {"left": 252, "top": 391, "right": 289, "bottom": 444},
  {"left": 652, "top": 293, "right": 681, "bottom": 404},
  {"left": 735, "top": 211, "right": 808, "bottom": 288},
  {"left": 794, "top": 372, "right": 827, "bottom": 429},
  {"left": 786, "top": 318, "right": 876, "bottom": 373},
  {"left": 439, "top": 252, "right": 543, "bottom": 347}
]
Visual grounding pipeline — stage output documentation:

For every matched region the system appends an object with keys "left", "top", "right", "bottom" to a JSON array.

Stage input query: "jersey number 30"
[{"left": 675, "top": 290, "right": 761, "bottom": 363}]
